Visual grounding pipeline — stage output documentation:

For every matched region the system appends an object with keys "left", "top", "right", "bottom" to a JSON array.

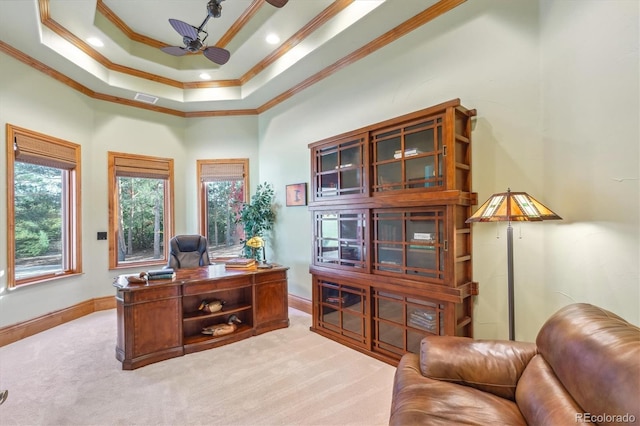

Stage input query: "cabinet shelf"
[
  {"left": 183, "top": 303, "right": 252, "bottom": 322},
  {"left": 183, "top": 324, "right": 253, "bottom": 346}
]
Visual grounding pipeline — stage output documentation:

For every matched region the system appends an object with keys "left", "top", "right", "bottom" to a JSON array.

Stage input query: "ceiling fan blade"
[
  {"left": 161, "top": 46, "right": 188, "bottom": 56},
  {"left": 265, "top": 0, "right": 288, "bottom": 7},
  {"left": 203, "top": 47, "right": 231, "bottom": 65},
  {"left": 168, "top": 19, "right": 198, "bottom": 41}
]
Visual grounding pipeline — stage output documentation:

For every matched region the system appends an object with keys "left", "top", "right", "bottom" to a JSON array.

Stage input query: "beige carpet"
[{"left": 0, "top": 308, "right": 395, "bottom": 426}]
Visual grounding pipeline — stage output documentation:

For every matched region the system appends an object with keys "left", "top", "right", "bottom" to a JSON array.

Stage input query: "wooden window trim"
[
  {"left": 6, "top": 124, "right": 82, "bottom": 288},
  {"left": 108, "top": 151, "right": 175, "bottom": 270},
  {"left": 197, "top": 159, "right": 249, "bottom": 237}
]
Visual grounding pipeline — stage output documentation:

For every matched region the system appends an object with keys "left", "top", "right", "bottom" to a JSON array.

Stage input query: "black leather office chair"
[{"left": 167, "top": 235, "right": 210, "bottom": 269}]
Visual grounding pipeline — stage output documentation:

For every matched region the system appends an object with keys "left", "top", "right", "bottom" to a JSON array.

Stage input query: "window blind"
[
  {"left": 200, "top": 162, "right": 245, "bottom": 182},
  {"left": 114, "top": 156, "right": 171, "bottom": 180},
  {"left": 14, "top": 133, "right": 78, "bottom": 170}
]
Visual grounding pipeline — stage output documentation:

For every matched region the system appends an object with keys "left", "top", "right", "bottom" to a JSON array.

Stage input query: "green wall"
[{"left": 1, "top": 0, "right": 637, "bottom": 342}]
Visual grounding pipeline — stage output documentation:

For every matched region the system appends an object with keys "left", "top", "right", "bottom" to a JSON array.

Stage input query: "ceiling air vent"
[{"left": 134, "top": 93, "right": 159, "bottom": 104}]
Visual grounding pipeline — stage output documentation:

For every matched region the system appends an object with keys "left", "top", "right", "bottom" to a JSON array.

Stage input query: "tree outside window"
[
  {"left": 108, "top": 152, "right": 174, "bottom": 269},
  {"left": 198, "top": 159, "right": 248, "bottom": 259},
  {"left": 14, "top": 163, "right": 63, "bottom": 279}
]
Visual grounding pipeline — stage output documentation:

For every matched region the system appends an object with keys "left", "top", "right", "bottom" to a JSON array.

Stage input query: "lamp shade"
[{"left": 466, "top": 188, "right": 562, "bottom": 223}]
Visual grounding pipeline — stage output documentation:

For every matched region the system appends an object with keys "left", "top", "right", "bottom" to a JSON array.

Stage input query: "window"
[
  {"left": 108, "top": 152, "right": 174, "bottom": 269},
  {"left": 197, "top": 159, "right": 248, "bottom": 258},
  {"left": 6, "top": 125, "right": 82, "bottom": 287}
]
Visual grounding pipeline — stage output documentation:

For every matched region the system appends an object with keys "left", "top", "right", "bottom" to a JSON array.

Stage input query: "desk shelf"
[
  {"left": 183, "top": 324, "right": 254, "bottom": 354},
  {"left": 182, "top": 303, "right": 252, "bottom": 322}
]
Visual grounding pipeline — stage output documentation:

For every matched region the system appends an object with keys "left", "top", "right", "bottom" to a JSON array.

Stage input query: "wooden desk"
[{"left": 113, "top": 265, "right": 289, "bottom": 370}]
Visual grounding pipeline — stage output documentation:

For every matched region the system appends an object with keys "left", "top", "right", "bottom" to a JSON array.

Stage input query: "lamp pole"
[{"left": 507, "top": 223, "right": 515, "bottom": 340}]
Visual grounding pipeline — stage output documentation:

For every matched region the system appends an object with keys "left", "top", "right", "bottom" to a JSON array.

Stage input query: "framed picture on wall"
[{"left": 286, "top": 183, "right": 307, "bottom": 206}]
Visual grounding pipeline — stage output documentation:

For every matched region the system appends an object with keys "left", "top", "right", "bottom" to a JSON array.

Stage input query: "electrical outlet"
[{"left": 97, "top": 232, "right": 107, "bottom": 240}]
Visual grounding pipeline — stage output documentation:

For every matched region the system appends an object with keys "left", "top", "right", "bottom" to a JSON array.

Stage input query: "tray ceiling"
[{"left": 0, "top": 0, "right": 466, "bottom": 116}]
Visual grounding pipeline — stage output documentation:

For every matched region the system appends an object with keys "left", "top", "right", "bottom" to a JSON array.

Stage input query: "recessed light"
[
  {"left": 199, "top": 73, "right": 212, "bottom": 80},
  {"left": 87, "top": 37, "right": 104, "bottom": 47},
  {"left": 265, "top": 34, "right": 280, "bottom": 45}
]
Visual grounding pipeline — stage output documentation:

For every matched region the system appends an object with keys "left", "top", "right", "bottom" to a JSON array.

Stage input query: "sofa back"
[{"left": 516, "top": 303, "right": 639, "bottom": 425}]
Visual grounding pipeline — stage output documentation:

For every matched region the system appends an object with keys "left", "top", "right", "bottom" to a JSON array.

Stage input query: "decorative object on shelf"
[
  {"left": 286, "top": 183, "right": 307, "bottom": 206},
  {"left": 246, "top": 236, "right": 264, "bottom": 259},
  {"left": 201, "top": 314, "right": 242, "bottom": 336},
  {"left": 126, "top": 271, "right": 148, "bottom": 284},
  {"left": 246, "top": 236, "right": 273, "bottom": 268},
  {"left": 466, "top": 188, "right": 562, "bottom": 340},
  {"left": 198, "top": 299, "right": 224, "bottom": 314},
  {"left": 236, "top": 182, "right": 276, "bottom": 260}
]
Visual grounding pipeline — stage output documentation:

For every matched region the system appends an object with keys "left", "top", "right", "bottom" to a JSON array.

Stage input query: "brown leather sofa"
[{"left": 389, "top": 303, "right": 639, "bottom": 425}]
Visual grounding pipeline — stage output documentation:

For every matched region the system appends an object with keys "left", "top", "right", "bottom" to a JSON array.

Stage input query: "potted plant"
[{"left": 235, "top": 182, "right": 276, "bottom": 261}]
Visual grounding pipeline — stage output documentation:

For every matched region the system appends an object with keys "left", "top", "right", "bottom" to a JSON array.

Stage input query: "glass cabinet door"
[
  {"left": 314, "top": 210, "right": 367, "bottom": 270},
  {"left": 373, "top": 290, "right": 445, "bottom": 357},
  {"left": 316, "top": 280, "right": 367, "bottom": 347},
  {"left": 373, "top": 208, "right": 445, "bottom": 281},
  {"left": 372, "top": 115, "right": 444, "bottom": 192},
  {"left": 313, "top": 134, "right": 366, "bottom": 199}
]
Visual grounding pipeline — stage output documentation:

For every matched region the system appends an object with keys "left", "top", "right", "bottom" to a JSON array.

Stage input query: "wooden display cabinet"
[{"left": 308, "top": 99, "right": 477, "bottom": 365}]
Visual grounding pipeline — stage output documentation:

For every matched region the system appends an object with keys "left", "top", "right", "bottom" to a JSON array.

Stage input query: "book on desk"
[
  {"left": 147, "top": 268, "right": 176, "bottom": 280},
  {"left": 224, "top": 258, "right": 256, "bottom": 269}
]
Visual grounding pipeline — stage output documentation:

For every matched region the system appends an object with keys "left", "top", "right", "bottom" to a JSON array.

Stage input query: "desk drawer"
[
  {"left": 183, "top": 276, "right": 251, "bottom": 296},
  {"left": 118, "top": 285, "right": 181, "bottom": 304},
  {"left": 255, "top": 270, "right": 287, "bottom": 284}
]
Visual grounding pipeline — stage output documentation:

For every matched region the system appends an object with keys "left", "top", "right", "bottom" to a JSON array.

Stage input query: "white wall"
[{"left": 1, "top": 0, "right": 637, "bottom": 342}]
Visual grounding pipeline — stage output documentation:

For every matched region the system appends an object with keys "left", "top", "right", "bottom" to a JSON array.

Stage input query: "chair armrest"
[{"left": 420, "top": 336, "right": 537, "bottom": 400}]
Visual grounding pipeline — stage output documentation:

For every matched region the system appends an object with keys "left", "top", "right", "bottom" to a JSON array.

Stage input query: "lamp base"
[{"left": 257, "top": 261, "right": 273, "bottom": 269}]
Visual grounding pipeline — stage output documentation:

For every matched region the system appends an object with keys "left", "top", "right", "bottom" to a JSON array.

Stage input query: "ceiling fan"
[{"left": 161, "top": 0, "right": 289, "bottom": 65}]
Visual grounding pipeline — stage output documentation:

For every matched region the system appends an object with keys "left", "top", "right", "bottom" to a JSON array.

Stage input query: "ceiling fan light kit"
[{"left": 161, "top": 0, "right": 288, "bottom": 66}]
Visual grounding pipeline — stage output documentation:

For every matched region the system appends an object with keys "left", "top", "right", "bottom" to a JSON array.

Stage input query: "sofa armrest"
[{"left": 420, "top": 336, "right": 537, "bottom": 400}]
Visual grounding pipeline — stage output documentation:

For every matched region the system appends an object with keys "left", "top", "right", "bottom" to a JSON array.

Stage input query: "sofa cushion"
[
  {"left": 516, "top": 354, "right": 584, "bottom": 425},
  {"left": 536, "top": 303, "right": 640, "bottom": 422},
  {"left": 390, "top": 354, "right": 527, "bottom": 426},
  {"left": 420, "top": 336, "right": 537, "bottom": 400}
]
